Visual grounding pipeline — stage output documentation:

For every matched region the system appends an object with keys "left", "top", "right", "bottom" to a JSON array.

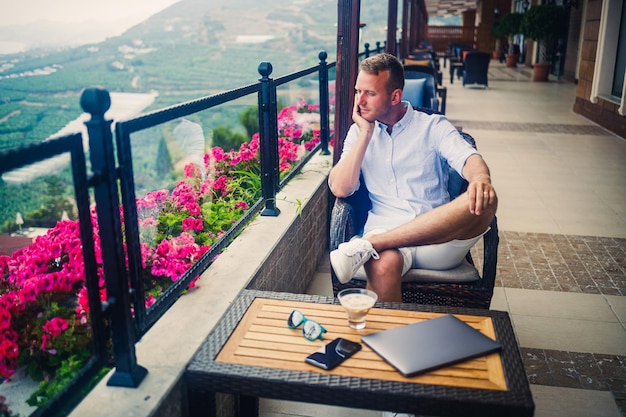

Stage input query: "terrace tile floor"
[{"left": 260, "top": 61, "right": 626, "bottom": 417}]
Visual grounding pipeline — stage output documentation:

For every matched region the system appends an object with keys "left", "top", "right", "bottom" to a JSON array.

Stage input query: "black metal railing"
[
  {"left": 0, "top": 42, "right": 390, "bottom": 415},
  {"left": 0, "top": 134, "right": 109, "bottom": 417},
  {"left": 118, "top": 52, "right": 335, "bottom": 339}
]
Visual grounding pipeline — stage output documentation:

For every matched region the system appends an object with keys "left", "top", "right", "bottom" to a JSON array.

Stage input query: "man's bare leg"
[
  {"left": 365, "top": 192, "right": 497, "bottom": 253},
  {"left": 361, "top": 192, "right": 497, "bottom": 302},
  {"left": 364, "top": 249, "right": 404, "bottom": 302}
]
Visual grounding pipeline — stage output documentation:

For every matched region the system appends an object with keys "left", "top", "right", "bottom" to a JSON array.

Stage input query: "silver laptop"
[{"left": 361, "top": 314, "right": 502, "bottom": 377}]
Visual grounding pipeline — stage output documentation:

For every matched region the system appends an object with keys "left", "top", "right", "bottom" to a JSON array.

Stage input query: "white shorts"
[{"left": 364, "top": 228, "right": 489, "bottom": 275}]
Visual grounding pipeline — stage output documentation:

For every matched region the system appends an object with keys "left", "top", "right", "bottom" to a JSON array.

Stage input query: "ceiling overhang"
[{"left": 424, "top": 0, "right": 478, "bottom": 16}]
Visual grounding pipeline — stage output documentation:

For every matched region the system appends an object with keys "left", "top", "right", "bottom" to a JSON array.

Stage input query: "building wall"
[
  {"left": 563, "top": 3, "right": 584, "bottom": 82},
  {"left": 475, "top": 0, "right": 512, "bottom": 55},
  {"left": 247, "top": 182, "right": 330, "bottom": 295},
  {"left": 573, "top": 0, "right": 626, "bottom": 139}
]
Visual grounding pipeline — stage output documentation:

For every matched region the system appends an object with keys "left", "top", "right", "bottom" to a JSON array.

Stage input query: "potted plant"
[
  {"left": 497, "top": 12, "right": 523, "bottom": 67},
  {"left": 520, "top": 4, "right": 568, "bottom": 81},
  {"left": 491, "top": 19, "right": 506, "bottom": 60}
]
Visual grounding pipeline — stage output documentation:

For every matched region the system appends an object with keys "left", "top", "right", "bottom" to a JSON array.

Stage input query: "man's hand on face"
[{"left": 352, "top": 96, "right": 375, "bottom": 132}]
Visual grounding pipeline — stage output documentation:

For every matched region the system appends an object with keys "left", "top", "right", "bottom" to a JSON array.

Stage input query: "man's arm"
[
  {"left": 328, "top": 100, "right": 374, "bottom": 197},
  {"left": 462, "top": 154, "right": 497, "bottom": 216}
]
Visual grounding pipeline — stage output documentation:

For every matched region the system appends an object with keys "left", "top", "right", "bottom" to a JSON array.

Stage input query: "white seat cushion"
[{"left": 353, "top": 258, "right": 480, "bottom": 283}]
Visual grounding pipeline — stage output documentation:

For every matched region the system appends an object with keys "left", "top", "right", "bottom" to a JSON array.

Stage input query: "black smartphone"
[{"left": 305, "top": 338, "right": 362, "bottom": 370}]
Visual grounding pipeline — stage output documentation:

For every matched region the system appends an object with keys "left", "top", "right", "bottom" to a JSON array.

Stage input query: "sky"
[{"left": 0, "top": 0, "right": 181, "bottom": 27}]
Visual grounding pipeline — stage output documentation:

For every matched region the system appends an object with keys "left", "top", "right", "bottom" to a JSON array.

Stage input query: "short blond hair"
[{"left": 359, "top": 53, "right": 405, "bottom": 93}]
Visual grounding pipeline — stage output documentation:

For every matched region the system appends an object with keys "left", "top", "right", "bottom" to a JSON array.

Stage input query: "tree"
[
  {"left": 520, "top": 4, "right": 568, "bottom": 63},
  {"left": 498, "top": 13, "right": 523, "bottom": 56},
  {"left": 239, "top": 106, "right": 259, "bottom": 138},
  {"left": 211, "top": 125, "right": 247, "bottom": 151},
  {"left": 27, "top": 176, "right": 75, "bottom": 227}
]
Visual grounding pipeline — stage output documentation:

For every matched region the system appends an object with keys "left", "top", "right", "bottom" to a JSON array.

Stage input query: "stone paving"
[
  {"left": 471, "top": 231, "right": 626, "bottom": 296},
  {"left": 476, "top": 231, "right": 626, "bottom": 415}
]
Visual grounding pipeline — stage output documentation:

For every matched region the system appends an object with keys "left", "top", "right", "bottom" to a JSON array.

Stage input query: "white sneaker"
[
  {"left": 382, "top": 412, "right": 415, "bottom": 417},
  {"left": 330, "top": 238, "right": 379, "bottom": 283}
]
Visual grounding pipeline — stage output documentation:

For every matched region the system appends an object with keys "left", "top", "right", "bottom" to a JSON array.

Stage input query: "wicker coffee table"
[{"left": 185, "top": 290, "right": 534, "bottom": 417}]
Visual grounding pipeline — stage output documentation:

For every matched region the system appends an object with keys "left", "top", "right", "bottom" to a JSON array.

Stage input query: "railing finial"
[
  {"left": 80, "top": 87, "right": 111, "bottom": 121},
  {"left": 258, "top": 62, "right": 273, "bottom": 78}
]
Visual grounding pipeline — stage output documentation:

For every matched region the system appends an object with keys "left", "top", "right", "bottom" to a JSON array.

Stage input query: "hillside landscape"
[
  {"left": 0, "top": 0, "right": 352, "bottom": 150},
  {"left": 0, "top": 0, "right": 390, "bottom": 229}
]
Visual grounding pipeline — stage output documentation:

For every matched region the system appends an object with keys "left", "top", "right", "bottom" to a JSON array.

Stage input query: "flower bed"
[{"left": 0, "top": 100, "right": 326, "bottom": 411}]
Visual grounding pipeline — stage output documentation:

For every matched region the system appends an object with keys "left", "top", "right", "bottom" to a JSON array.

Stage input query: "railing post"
[
  {"left": 334, "top": 0, "right": 361, "bottom": 165},
  {"left": 364, "top": 42, "right": 371, "bottom": 57},
  {"left": 318, "top": 51, "right": 331, "bottom": 156},
  {"left": 257, "top": 62, "right": 281, "bottom": 216},
  {"left": 376, "top": 41, "right": 382, "bottom": 53},
  {"left": 386, "top": 0, "right": 398, "bottom": 55},
  {"left": 80, "top": 87, "right": 148, "bottom": 387}
]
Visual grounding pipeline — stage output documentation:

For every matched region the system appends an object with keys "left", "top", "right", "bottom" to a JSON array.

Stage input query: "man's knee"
[
  {"left": 451, "top": 192, "right": 497, "bottom": 240},
  {"left": 366, "top": 251, "right": 404, "bottom": 302},
  {"left": 365, "top": 250, "right": 404, "bottom": 279},
  {"left": 480, "top": 193, "right": 498, "bottom": 226}
]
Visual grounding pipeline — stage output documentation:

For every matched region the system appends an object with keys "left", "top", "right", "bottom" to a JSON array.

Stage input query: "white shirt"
[{"left": 340, "top": 102, "right": 479, "bottom": 233}]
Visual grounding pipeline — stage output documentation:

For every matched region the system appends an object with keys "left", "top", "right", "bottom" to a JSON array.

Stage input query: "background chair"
[
  {"left": 406, "top": 50, "right": 433, "bottom": 61},
  {"left": 405, "top": 49, "right": 440, "bottom": 72},
  {"left": 448, "top": 43, "right": 473, "bottom": 61},
  {"left": 329, "top": 126, "right": 499, "bottom": 309},
  {"left": 418, "top": 40, "right": 433, "bottom": 50},
  {"left": 403, "top": 65, "right": 447, "bottom": 113},
  {"left": 404, "top": 60, "right": 442, "bottom": 86},
  {"left": 463, "top": 51, "right": 490, "bottom": 88},
  {"left": 447, "top": 43, "right": 475, "bottom": 84}
]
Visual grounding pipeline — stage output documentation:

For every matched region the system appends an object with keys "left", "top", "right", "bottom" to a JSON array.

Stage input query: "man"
[{"left": 329, "top": 53, "right": 497, "bottom": 303}]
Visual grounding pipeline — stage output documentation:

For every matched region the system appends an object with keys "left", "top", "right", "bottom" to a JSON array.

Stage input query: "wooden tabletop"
[{"left": 216, "top": 297, "right": 507, "bottom": 391}]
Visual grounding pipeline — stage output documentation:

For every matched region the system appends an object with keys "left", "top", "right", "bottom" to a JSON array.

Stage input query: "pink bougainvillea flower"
[
  {"left": 212, "top": 147, "right": 228, "bottom": 162},
  {"left": 0, "top": 309, "right": 10, "bottom": 330},
  {"left": 185, "top": 202, "right": 201, "bottom": 216},
  {"left": 0, "top": 99, "right": 327, "bottom": 380},
  {"left": 182, "top": 217, "right": 204, "bottom": 232},
  {"left": 0, "top": 339, "right": 18, "bottom": 359},
  {"left": 42, "top": 317, "right": 69, "bottom": 338},
  {"left": 213, "top": 175, "right": 229, "bottom": 194},
  {"left": 184, "top": 163, "right": 201, "bottom": 179},
  {"left": 234, "top": 201, "right": 249, "bottom": 211}
]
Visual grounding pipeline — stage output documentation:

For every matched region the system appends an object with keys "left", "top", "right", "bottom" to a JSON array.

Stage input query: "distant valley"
[
  {"left": 0, "top": 0, "right": 388, "bottom": 228},
  {"left": 0, "top": 0, "right": 392, "bottom": 150},
  {"left": 0, "top": 18, "right": 138, "bottom": 54},
  {"left": 0, "top": 0, "right": 459, "bottom": 229}
]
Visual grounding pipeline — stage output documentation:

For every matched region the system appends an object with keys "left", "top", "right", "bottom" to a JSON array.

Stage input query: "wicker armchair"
[
  {"left": 463, "top": 51, "right": 490, "bottom": 88},
  {"left": 404, "top": 65, "right": 447, "bottom": 114},
  {"left": 329, "top": 130, "right": 499, "bottom": 309}
]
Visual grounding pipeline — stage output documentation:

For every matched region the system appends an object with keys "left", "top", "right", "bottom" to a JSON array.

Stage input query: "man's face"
[{"left": 354, "top": 70, "right": 395, "bottom": 124}]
